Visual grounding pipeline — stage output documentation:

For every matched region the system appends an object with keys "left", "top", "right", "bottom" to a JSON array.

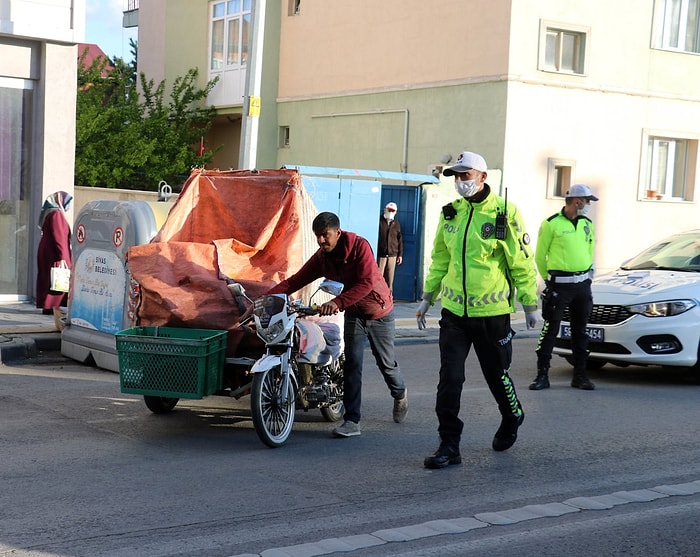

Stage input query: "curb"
[{"left": 0, "top": 333, "right": 62, "bottom": 364}]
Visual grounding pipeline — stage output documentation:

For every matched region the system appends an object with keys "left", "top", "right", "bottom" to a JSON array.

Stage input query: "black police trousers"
[
  {"left": 536, "top": 280, "right": 593, "bottom": 371},
  {"left": 435, "top": 309, "right": 523, "bottom": 448}
]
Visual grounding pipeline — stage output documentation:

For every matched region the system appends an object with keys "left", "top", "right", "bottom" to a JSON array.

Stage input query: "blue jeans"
[
  {"left": 436, "top": 309, "right": 522, "bottom": 447},
  {"left": 343, "top": 311, "right": 406, "bottom": 423}
]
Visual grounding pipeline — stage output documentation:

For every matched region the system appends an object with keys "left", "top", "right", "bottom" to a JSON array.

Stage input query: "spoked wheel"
[
  {"left": 320, "top": 402, "right": 344, "bottom": 422},
  {"left": 251, "top": 366, "right": 296, "bottom": 448},
  {"left": 320, "top": 359, "right": 344, "bottom": 422},
  {"left": 144, "top": 396, "right": 179, "bottom": 414}
]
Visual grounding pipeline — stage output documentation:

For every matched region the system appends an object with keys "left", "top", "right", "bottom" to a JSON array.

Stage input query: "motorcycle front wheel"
[{"left": 251, "top": 366, "right": 296, "bottom": 448}]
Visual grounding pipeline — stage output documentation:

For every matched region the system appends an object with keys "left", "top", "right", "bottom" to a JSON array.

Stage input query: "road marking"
[{"left": 229, "top": 479, "right": 700, "bottom": 557}]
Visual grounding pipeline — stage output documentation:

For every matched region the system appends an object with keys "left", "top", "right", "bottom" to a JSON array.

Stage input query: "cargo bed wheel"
[{"left": 144, "top": 396, "right": 179, "bottom": 413}]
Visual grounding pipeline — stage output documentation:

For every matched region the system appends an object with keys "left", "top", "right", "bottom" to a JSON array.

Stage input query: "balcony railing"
[{"left": 123, "top": 0, "right": 139, "bottom": 28}]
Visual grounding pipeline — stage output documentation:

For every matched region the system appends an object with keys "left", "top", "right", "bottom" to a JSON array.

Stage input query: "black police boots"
[
  {"left": 529, "top": 368, "right": 550, "bottom": 390},
  {"left": 571, "top": 371, "right": 595, "bottom": 390},
  {"left": 424, "top": 444, "right": 462, "bottom": 469},
  {"left": 492, "top": 412, "right": 525, "bottom": 452}
]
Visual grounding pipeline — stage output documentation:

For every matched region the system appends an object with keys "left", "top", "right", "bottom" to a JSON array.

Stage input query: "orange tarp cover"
[{"left": 126, "top": 168, "right": 319, "bottom": 355}]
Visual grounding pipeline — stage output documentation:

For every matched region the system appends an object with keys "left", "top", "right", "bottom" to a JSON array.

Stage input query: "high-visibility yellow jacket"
[
  {"left": 424, "top": 185, "right": 538, "bottom": 317},
  {"left": 535, "top": 210, "right": 595, "bottom": 279}
]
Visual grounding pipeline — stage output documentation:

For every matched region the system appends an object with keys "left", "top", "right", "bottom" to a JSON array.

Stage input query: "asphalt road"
[{"left": 1, "top": 336, "right": 699, "bottom": 557}]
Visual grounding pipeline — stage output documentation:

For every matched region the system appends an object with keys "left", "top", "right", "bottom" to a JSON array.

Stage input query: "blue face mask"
[{"left": 577, "top": 204, "right": 591, "bottom": 216}]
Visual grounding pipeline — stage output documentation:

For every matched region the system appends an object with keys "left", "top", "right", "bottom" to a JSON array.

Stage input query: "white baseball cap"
[
  {"left": 443, "top": 151, "right": 488, "bottom": 176},
  {"left": 385, "top": 202, "right": 398, "bottom": 212},
  {"left": 566, "top": 184, "right": 599, "bottom": 201}
]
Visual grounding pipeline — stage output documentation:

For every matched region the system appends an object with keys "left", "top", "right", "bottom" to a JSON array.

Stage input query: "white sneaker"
[{"left": 332, "top": 420, "right": 361, "bottom": 437}]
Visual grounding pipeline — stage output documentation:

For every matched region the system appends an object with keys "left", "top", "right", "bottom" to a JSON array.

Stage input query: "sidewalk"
[
  {"left": 0, "top": 300, "right": 537, "bottom": 364},
  {"left": 0, "top": 303, "right": 63, "bottom": 363}
]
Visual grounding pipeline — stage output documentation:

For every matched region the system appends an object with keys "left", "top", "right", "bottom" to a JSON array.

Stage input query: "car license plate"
[{"left": 560, "top": 325, "right": 604, "bottom": 341}]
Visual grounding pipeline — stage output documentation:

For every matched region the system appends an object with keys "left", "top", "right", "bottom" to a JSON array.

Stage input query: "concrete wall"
[
  {"left": 72, "top": 186, "right": 177, "bottom": 231},
  {"left": 278, "top": 0, "right": 511, "bottom": 99},
  {"left": 276, "top": 81, "right": 509, "bottom": 175}
]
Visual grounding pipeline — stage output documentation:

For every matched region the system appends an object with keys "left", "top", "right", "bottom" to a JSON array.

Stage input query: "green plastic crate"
[{"left": 116, "top": 326, "right": 227, "bottom": 399}]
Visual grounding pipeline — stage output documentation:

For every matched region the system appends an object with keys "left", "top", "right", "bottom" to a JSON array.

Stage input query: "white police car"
[{"left": 553, "top": 229, "right": 700, "bottom": 376}]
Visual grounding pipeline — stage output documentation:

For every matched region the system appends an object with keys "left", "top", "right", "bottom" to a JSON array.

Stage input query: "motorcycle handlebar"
[{"left": 295, "top": 303, "right": 320, "bottom": 316}]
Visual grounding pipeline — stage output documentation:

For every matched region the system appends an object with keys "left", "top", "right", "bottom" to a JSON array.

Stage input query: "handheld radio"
[{"left": 495, "top": 187, "right": 507, "bottom": 240}]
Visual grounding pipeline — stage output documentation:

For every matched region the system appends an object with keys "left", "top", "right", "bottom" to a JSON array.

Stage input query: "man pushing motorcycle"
[{"left": 266, "top": 211, "right": 408, "bottom": 437}]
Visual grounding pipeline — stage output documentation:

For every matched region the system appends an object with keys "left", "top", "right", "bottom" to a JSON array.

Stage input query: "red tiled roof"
[{"left": 77, "top": 43, "right": 113, "bottom": 74}]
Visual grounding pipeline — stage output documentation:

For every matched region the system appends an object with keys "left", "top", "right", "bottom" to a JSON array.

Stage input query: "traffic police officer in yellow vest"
[
  {"left": 416, "top": 151, "right": 540, "bottom": 469},
  {"left": 531, "top": 184, "right": 598, "bottom": 391}
]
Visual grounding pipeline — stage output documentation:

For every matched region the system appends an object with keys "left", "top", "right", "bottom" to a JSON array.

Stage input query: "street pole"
[{"left": 238, "top": 0, "right": 266, "bottom": 170}]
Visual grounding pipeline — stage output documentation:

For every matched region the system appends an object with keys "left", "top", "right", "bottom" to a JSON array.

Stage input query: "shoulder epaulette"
[{"left": 546, "top": 213, "right": 560, "bottom": 222}]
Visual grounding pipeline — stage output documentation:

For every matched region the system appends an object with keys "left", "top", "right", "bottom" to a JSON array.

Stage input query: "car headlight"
[{"left": 626, "top": 299, "right": 696, "bottom": 317}]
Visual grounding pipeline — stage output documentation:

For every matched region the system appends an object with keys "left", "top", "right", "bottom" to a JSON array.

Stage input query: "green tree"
[{"left": 75, "top": 43, "right": 219, "bottom": 190}]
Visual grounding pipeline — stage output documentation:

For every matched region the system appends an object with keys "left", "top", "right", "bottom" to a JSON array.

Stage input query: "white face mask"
[
  {"left": 383, "top": 212, "right": 394, "bottom": 220},
  {"left": 577, "top": 203, "right": 591, "bottom": 216},
  {"left": 455, "top": 179, "right": 480, "bottom": 199}
]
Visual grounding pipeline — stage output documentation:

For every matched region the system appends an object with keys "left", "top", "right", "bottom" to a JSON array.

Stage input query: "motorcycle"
[{"left": 230, "top": 279, "right": 346, "bottom": 447}]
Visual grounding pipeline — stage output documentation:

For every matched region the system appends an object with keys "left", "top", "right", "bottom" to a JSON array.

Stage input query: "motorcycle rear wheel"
[
  {"left": 320, "top": 402, "right": 344, "bottom": 422},
  {"left": 320, "top": 357, "right": 344, "bottom": 422},
  {"left": 251, "top": 366, "right": 296, "bottom": 448}
]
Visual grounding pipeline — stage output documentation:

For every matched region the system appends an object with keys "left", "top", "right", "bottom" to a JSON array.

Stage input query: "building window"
[
  {"left": 643, "top": 134, "right": 697, "bottom": 201},
  {"left": 288, "top": 0, "right": 301, "bottom": 16},
  {"left": 538, "top": 20, "right": 589, "bottom": 75},
  {"left": 279, "top": 126, "right": 290, "bottom": 148},
  {"left": 547, "top": 158, "right": 576, "bottom": 198},
  {"left": 653, "top": 0, "right": 700, "bottom": 53},
  {"left": 210, "top": 0, "right": 252, "bottom": 71}
]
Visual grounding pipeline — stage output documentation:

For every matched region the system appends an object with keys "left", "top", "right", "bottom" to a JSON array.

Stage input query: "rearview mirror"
[
  {"left": 319, "top": 280, "right": 343, "bottom": 297},
  {"left": 229, "top": 282, "right": 245, "bottom": 296}
]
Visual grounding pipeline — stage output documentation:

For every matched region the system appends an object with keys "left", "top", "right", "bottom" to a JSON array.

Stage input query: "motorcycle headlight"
[
  {"left": 627, "top": 299, "right": 696, "bottom": 317},
  {"left": 259, "top": 320, "right": 286, "bottom": 343}
]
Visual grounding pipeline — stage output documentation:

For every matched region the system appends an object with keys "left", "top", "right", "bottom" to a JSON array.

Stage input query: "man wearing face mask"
[
  {"left": 530, "top": 184, "right": 598, "bottom": 391},
  {"left": 416, "top": 151, "right": 540, "bottom": 469},
  {"left": 377, "top": 202, "right": 403, "bottom": 292}
]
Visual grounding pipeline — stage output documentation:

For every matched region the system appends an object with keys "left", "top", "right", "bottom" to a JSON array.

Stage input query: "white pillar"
[{"left": 238, "top": 0, "right": 266, "bottom": 170}]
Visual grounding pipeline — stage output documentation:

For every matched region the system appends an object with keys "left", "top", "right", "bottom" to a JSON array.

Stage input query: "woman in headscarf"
[{"left": 36, "top": 191, "right": 73, "bottom": 313}]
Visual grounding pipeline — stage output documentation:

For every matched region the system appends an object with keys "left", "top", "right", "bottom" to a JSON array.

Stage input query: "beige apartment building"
[
  {"left": 0, "top": 0, "right": 83, "bottom": 301},
  {"left": 130, "top": 0, "right": 700, "bottom": 276}
]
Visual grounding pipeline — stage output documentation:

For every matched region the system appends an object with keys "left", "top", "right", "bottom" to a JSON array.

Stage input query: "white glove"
[{"left": 525, "top": 309, "right": 542, "bottom": 330}]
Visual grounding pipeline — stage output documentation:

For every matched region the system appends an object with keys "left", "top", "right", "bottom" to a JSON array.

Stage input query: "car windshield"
[{"left": 620, "top": 232, "right": 700, "bottom": 271}]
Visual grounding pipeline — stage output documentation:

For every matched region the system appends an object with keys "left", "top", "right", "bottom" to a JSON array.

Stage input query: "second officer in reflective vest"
[{"left": 531, "top": 184, "right": 598, "bottom": 391}]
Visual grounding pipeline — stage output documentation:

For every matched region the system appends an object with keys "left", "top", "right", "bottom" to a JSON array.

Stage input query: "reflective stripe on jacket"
[{"left": 423, "top": 185, "right": 538, "bottom": 318}]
